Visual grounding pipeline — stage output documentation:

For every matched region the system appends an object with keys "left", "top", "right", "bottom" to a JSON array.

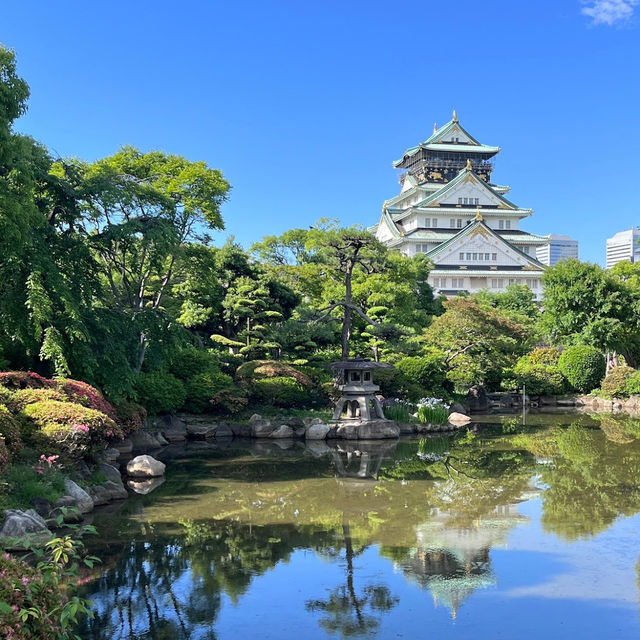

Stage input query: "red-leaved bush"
[{"left": 0, "top": 372, "right": 55, "bottom": 390}]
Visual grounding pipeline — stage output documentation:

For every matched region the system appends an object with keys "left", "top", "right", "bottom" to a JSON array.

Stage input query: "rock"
[
  {"left": 102, "top": 480, "right": 128, "bottom": 500},
  {"left": 270, "top": 425, "right": 294, "bottom": 438},
  {"left": 127, "top": 477, "right": 165, "bottom": 495},
  {"left": 448, "top": 412, "right": 472, "bottom": 426},
  {"left": 130, "top": 430, "right": 162, "bottom": 451},
  {"left": 163, "top": 428, "right": 187, "bottom": 442},
  {"left": 88, "top": 485, "right": 110, "bottom": 506},
  {"left": 31, "top": 497, "right": 52, "bottom": 518},
  {"left": 356, "top": 420, "right": 400, "bottom": 439},
  {"left": 556, "top": 395, "right": 577, "bottom": 406},
  {"left": 2, "top": 509, "right": 48, "bottom": 535},
  {"left": 155, "top": 432, "right": 169, "bottom": 446},
  {"left": 251, "top": 418, "right": 275, "bottom": 438},
  {"left": 228, "top": 422, "right": 252, "bottom": 437},
  {"left": 397, "top": 422, "right": 417, "bottom": 435},
  {"left": 249, "top": 413, "right": 263, "bottom": 424},
  {"left": 114, "top": 438, "right": 133, "bottom": 454},
  {"left": 540, "top": 396, "right": 558, "bottom": 406},
  {"left": 294, "top": 426, "right": 306, "bottom": 438},
  {"left": 286, "top": 417, "right": 304, "bottom": 428},
  {"left": 126, "top": 454, "right": 166, "bottom": 478},
  {"left": 449, "top": 402, "right": 467, "bottom": 415},
  {"left": 0, "top": 509, "right": 51, "bottom": 543},
  {"left": 335, "top": 423, "right": 359, "bottom": 439},
  {"left": 103, "top": 447, "right": 120, "bottom": 463},
  {"left": 305, "top": 423, "right": 331, "bottom": 440},
  {"left": 214, "top": 423, "right": 234, "bottom": 439},
  {"left": 159, "top": 414, "right": 188, "bottom": 442},
  {"left": 186, "top": 423, "right": 217, "bottom": 439},
  {"left": 466, "top": 386, "right": 489, "bottom": 412},
  {"left": 63, "top": 478, "right": 94, "bottom": 514},
  {"left": 303, "top": 417, "right": 323, "bottom": 427},
  {"left": 98, "top": 463, "right": 123, "bottom": 485}
]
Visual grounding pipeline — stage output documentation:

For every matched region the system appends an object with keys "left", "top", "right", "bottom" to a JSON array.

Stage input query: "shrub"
[
  {"left": 0, "top": 404, "right": 22, "bottom": 454},
  {"left": 113, "top": 399, "right": 147, "bottom": 435},
  {"left": 525, "top": 347, "right": 562, "bottom": 366},
  {"left": 169, "top": 347, "right": 220, "bottom": 380},
  {"left": 236, "top": 360, "right": 312, "bottom": 387},
  {"left": 209, "top": 388, "right": 249, "bottom": 415},
  {"left": 11, "top": 388, "right": 68, "bottom": 412},
  {"left": 396, "top": 350, "right": 450, "bottom": 399},
  {"left": 0, "top": 463, "right": 66, "bottom": 510},
  {"left": 558, "top": 346, "right": 606, "bottom": 393},
  {"left": 22, "top": 400, "right": 123, "bottom": 462},
  {"left": 184, "top": 371, "right": 234, "bottom": 413},
  {"left": 0, "top": 384, "right": 13, "bottom": 405},
  {"left": 512, "top": 356, "right": 566, "bottom": 396},
  {"left": 251, "top": 376, "right": 308, "bottom": 408},
  {"left": 0, "top": 438, "right": 8, "bottom": 473},
  {"left": 626, "top": 370, "right": 640, "bottom": 396},
  {"left": 600, "top": 366, "right": 635, "bottom": 398},
  {"left": 56, "top": 379, "right": 118, "bottom": 421},
  {"left": 0, "top": 371, "right": 54, "bottom": 390},
  {"left": 134, "top": 372, "right": 186, "bottom": 414}
]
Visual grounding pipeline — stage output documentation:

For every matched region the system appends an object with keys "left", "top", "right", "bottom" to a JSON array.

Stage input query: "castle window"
[
  {"left": 499, "top": 220, "right": 504, "bottom": 230},
  {"left": 463, "top": 198, "right": 468, "bottom": 205},
  {"left": 459, "top": 252, "right": 464, "bottom": 260},
  {"left": 492, "top": 253, "right": 497, "bottom": 261},
  {"left": 485, "top": 253, "right": 490, "bottom": 260},
  {"left": 466, "top": 252, "right": 472, "bottom": 260},
  {"left": 424, "top": 218, "right": 430, "bottom": 228},
  {"left": 475, "top": 198, "right": 480, "bottom": 205},
  {"left": 451, "top": 277, "right": 464, "bottom": 288},
  {"left": 506, "top": 220, "right": 511, "bottom": 230},
  {"left": 432, "top": 218, "right": 438, "bottom": 227},
  {"left": 450, "top": 218, "right": 455, "bottom": 227},
  {"left": 458, "top": 197, "right": 462, "bottom": 205},
  {"left": 472, "top": 253, "right": 478, "bottom": 260},
  {"left": 457, "top": 219, "right": 463, "bottom": 228}
]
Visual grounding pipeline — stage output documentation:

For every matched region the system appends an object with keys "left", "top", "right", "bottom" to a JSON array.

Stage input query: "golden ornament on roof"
[
  {"left": 452, "top": 109, "right": 458, "bottom": 122},
  {"left": 433, "top": 122, "right": 437, "bottom": 133},
  {"left": 466, "top": 158, "right": 472, "bottom": 170},
  {"left": 475, "top": 208, "right": 483, "bottom": 221}
]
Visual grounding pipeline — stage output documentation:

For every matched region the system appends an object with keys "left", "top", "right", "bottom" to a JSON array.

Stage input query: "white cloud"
[{"left": 581, "top": 0, "right": 639, "bottom": 25}]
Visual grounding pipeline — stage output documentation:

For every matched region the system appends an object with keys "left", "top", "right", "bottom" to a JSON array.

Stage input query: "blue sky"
[{"left": 3, "top": 0, "right": 640, "bottom": 264}]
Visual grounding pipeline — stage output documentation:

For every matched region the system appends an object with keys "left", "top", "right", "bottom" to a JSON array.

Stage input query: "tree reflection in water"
[{"left": 75, "top": 419, "right": 640, "bottom": 637}]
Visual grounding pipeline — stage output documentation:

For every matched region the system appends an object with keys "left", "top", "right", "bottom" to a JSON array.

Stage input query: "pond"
[{"left": 77, "top": 412, "right": 640, "bottom": 639}]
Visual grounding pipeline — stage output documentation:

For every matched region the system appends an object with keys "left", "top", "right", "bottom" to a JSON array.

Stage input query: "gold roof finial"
[
  {"left": 452, "top": 109, "right": 458, "bottom": 122},
  {"left": 433, "top": 122, "right": 437, "bottom": 133},
  {"left": 466, "top": 158, "right": 472, "bottom": 170},
  {"left": 475, "top": 207, "right": 483, "bottom": 222}
]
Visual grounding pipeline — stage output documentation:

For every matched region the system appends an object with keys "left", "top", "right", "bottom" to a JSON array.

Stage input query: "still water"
[{"left": 78, "top": 413, "right": 640, "bottom": 639}]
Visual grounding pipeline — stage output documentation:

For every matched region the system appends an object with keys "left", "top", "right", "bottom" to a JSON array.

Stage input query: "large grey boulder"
[
  {"left": 63, "top": 478, "right": 94, "bottom": 514},
  {"left": 270, "top": 424, "right": 294, "bottom": 439},
  {"left": 0, "top": 509, "right": 50, "bottom": 540},
  {"left": 335, "top": 423, "right": 360, "bottom": 440},
  {"left": 356, "top": 420, "right": 400, "bottom": 439},
  {"left": 305, "top": 423, "right": 331, "bottom": 440},
  {"left": 303, "top": 417, "right": 323, "bottom": 427},
  {"left": 251, "top": 418, "right": 275, "bottom": 438},
  {"left": 159, "top": 415, "right": 188, "bottom": 442},
  {"left": 228, "top": 422, "right": 252, "bottom": 437},
  {"left": 449, "top": 402, "right": 467, "bottom": 416},
  {"left": 126, "top": 454, "right": 166, "bottom": 478},
  {"left": 103, "top": 447, "right": 120, "bottom": 463}
]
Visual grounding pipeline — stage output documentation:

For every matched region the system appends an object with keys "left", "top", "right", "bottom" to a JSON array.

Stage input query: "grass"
[{"left": 0, "top": 462, "right": 66, "bottom": 512}]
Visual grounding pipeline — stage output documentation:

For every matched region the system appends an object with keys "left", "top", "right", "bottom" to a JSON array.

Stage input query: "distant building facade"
[
  {"left": 535, "top": 234, "right": 579, "bottom": 266},
  {"left": 372, "top": 111, "right": 547, "bottom": 300},
  {"left": 606, "top": 228, "right": 640, "bottom": 269}
]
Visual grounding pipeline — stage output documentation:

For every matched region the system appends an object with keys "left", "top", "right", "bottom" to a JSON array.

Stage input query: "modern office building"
[
  {"left": 372, "top": 111, "right": 547, "bottom": 299},
  {"left": 606, "top": 228, "right": 640, "bottom": 269},
  {"left": 535, "top": 234, "right": 579, "bottom": 266}
]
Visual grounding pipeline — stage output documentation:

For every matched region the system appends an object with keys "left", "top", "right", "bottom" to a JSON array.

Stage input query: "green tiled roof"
[
  {"left": 425, "top": 219, "right": 546, "bottom": 270},
  {"left": 393, "top": 118, "right": 499, "bottom": 167}
]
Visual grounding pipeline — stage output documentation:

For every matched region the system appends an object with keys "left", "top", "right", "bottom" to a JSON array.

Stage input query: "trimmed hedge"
[
  {"left": 23, "top": 400, "right": 123, "bottom": 461},
  {"left": 513, "top": 349, "right": 566, "bottom": 395},
  {"left": 558, "top": 346, "right": 606, "bottom": 393},
  {"left": 396, "top": 349, "right": 450, "bottom": 399},
  {"left": 134, "top": 371, "right": 186, "bottom": 414},
  {"left": 236, "top": 360, "right": 312, "bottom": 387},
  {"left": 0, "top": 404, "right": 22, "bottom": 455},
  {"left": 252, "top": 376, "right": 308, "bottom": 408},
  {"left": 600, "top": 366, "right": 635, "bottom": 398},
  {"left": 626, "top": 370, "right": 640, "bottom": 396},
  {"left": 170, "top": 347, "right": 220, "bottom": 380}
]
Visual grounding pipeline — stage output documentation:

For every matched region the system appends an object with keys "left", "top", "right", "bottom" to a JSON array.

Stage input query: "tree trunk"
[{"left": 341, "top": 262, "right": 354, "bottom": 360}]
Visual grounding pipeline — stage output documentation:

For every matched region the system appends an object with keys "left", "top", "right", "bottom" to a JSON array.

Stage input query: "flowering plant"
[{"left": 416, "top": 397, "right": 450, "bottom": 425}]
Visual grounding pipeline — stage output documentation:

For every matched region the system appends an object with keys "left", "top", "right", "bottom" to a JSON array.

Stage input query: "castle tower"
[{"left": 373, "top": 111, "right": 548, "bottom": 300}]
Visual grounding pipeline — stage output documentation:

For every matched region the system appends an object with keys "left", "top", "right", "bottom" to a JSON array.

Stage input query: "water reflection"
[{"left": 78, "top": 419, "right": 640, "bottom": 639}]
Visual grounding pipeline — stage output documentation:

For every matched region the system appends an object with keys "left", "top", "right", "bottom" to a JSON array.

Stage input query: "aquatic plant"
[
  {"left": 416, "top": 397, "right": 450, "bottom": 424},
  {"left": 382, "top": 398, "right": 413, "bottom": 422}
]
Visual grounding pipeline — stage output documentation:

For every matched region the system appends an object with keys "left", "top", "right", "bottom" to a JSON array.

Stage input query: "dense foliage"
[{"left": 558, "top": 345, "right": 606, "bottom": 393}]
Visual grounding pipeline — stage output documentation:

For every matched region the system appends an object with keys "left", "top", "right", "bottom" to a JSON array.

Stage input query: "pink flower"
[
  {"left": 74, "top": 424, "right": 90, "bottom": 433},
  {"left": 21, "top": 577, "right": 29, "bottom": 586}
]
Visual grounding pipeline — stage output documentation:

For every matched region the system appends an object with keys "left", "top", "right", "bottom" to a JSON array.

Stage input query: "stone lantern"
[{"left": 330, "top": 358, "right": 393, "bottom": 422}]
